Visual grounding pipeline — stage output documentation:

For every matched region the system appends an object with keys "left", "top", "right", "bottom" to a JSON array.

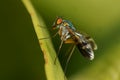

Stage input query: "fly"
[
  {"left": 39, "top": 17, "right": 97, "bottom": 74},
  {"left": 52, "top": 17, "right": 97, "bottom": 73}
]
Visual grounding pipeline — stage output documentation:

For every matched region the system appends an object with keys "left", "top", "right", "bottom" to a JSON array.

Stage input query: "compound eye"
[{"left": 57, "top": 18, "right": 62, "bottom": 24}]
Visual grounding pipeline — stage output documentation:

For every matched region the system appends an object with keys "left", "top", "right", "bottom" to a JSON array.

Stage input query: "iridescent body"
[{"left": 52, "top": 17, "right": 97, "bottom": 60}]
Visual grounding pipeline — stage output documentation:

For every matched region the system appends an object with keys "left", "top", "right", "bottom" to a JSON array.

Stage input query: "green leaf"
[{"left": 22, "top": 0, "right": 65, "bottom": 80}]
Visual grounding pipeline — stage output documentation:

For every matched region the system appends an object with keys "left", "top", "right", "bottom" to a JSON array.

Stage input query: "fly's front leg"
[
  {"left": 54, "top": 32, "right": 68, "bottom": 64},
  {"left": 54, "top": 39, "right": 64, "bottom": 64}
]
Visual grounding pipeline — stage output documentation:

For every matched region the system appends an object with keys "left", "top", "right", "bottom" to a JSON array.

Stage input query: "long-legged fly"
[
  {"left": 39, "top": 17, "right": 97, "bottom": 74},
  {"left": 52, "top": 17, "right": 97, "bottom": 73}
]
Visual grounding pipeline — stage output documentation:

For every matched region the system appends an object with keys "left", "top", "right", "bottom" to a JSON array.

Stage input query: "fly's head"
[{"left": 52, "top": 17, "right": 63, "bottom": 30}]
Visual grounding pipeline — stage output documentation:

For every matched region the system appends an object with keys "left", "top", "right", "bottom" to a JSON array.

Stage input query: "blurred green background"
[{"left": 0, "top": 0, "right": 120, "bottom": 80}]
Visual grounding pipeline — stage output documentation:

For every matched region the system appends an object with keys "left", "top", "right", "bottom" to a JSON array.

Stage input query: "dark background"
[{"left": 0, "top": 0, "right": 46, "bottom": 80}]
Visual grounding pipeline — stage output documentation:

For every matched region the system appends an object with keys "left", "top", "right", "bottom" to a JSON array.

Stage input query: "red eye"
[{"left": 57, "top": 18, "right": 62, "bottom": 24}]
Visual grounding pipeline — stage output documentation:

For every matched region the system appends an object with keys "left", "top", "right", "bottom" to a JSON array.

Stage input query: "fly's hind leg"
[{"left": 64, "top": 44, "right": 76, "bottom": 74}]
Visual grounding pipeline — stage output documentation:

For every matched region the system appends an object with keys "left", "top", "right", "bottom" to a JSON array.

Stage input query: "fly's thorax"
[
  {"left": 59, "top": 25, "right": 71, "bottom": 41},
  {"left": 63, "top": 20, "right": 76, "bottom": 31}
]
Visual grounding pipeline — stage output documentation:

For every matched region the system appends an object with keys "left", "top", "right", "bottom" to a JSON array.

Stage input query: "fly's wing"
[
  {"left": 77, "top": 31, "right": 97, "bottom": 50},
  {"left": 75, "top": 31, "right": 96, "bottom": 60}
]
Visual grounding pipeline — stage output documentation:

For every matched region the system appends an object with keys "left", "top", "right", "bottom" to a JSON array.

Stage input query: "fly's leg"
[
  {"left": 54, "top": 31, "right": 69, "bottom": 64},
  {"left": 64, "top": 45, "right": 76, "bottom": 74},
  {"left": 85, "top": 36, "right": 97, "bottom": 50},
  {"left": 54, "top": 39, "right": 64, "bottom": 64}
]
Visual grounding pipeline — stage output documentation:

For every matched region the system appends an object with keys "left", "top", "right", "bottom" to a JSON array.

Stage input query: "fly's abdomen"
[{"left": 77, "top": 43, "right": 94, "bottom": 60}]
